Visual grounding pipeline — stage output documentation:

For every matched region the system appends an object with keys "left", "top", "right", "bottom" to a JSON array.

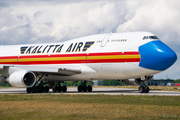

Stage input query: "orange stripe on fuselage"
[{"left": 0, "top": 52, "right": 140, "bottom": 65}]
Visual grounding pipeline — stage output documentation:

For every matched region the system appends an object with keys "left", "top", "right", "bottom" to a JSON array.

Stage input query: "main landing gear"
[
  {"left": 52, "top": 82, "right": 67, "bottom": 93},
  {"left": 26, "top": 81, "right": 67, "bottom": 93},
  {"left": 26, "top": 74, "right": 50, "bottom": 93},
  {"left": 26, "top": 81, "right": 49, "bottom": 93},
  {"left": 77, "top": 81, "right": 92, "bottom": 92}
]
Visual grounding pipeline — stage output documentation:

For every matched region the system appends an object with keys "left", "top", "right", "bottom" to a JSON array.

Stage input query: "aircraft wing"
[
  {"left": 0, "top": 65, "right": 81, "bottom": 76},
  {"left": 34, "top": 65, "right": 81, "bottom": 76}
]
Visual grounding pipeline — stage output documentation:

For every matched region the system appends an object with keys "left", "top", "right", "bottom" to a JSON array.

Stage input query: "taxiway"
[{"left": 0, "top": 87, "right": 180, "bottom": 96}]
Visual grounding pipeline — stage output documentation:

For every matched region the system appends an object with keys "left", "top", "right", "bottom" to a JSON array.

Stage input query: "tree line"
[{"left": 0, "top": 80, "right": 125, "bottom": 87}]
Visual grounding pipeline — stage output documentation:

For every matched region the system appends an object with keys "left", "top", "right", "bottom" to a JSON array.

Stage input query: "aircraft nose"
[{"left": 139, "top": 41, "right": 177, "bottom": 71}]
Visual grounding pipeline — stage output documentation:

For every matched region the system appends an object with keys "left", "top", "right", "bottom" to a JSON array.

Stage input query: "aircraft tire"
[
  {"left": 83, "top": 86, "right": 87, "bottom": 92},
  {"left": 145, "top": 87, "right": 149, "bottom": 93},
  {"left": 87, "top": 85, "right": 92, "bottom": 92},
  {"left": 78, "top": 86, "right": 82, "bottom": 92},
  {"left": 44, "top": 86, "right": 49, "bottom": 93},
  {"left": 52, "top": 86, "right": 57, "bottom": 92},
  {"left": 26, "top": 87, "right": 32, "bottom": 93},
  {"left": 139, "top": 86, "right": 145, "bottom": 93},
  {"left": 36, "top": 86, "right": 42, "bottom": 93},
  {"left": 32, "top": 87, "right": 36, "bottom": 93},
  {"left": 62, "top": 86, "right": 67, "bottom": 92},
  {"left": 39, "top": 86, "right": 44, "bottom": 93},
  {"left": 57, "top": 86, "right": 62, "bottom": 92}
]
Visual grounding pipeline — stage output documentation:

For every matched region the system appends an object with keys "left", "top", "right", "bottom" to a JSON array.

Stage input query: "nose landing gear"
[
  {"left": 139, "top": 85, "right": 149, "bottom": 93},
  {"left": 138, "top": 76, "right": 151, "bottom": 93}
]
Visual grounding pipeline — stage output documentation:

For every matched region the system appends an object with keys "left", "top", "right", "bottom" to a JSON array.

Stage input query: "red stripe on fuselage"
[
  {"left": 0, "top": 52, "right": 140, "bottom": 65},
  {"left": 0, "top": 59, "right": 140, "bottom": 65},
  {"left": 0, "top": 52, "right": 139, "bottom": 59}
]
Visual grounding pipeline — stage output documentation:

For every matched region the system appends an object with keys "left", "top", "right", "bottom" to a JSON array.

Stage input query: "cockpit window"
[
  {"left": 143, "top": 36, "right": 148, "bottom": 40},
  {"left": 143, "top": 36, "right": 159, "bottom": 40},
  {"left": 149, "top": 36, "right": 159, "bottom": 39}
]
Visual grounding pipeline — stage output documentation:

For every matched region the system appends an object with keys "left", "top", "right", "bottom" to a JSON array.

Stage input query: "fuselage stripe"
[{"left": 0, "top": 52, "right": 140, "bottom": 65}]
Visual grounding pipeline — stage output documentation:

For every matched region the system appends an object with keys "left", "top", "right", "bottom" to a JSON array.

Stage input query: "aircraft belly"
[
  {"left": 100, "top": 63, "right": 127, "bottom": 79},
  {"left": 43, "top": 75, "right": 94, "bottom": 81},
  {"left": 41, "top": 64, "right": 101, "bottom": 81},
  {"left": 93, "top": 62, "right": 161, "bottom": 79},
  {"left": 125, "top": 62, "right": 161, "bottom": 78}
]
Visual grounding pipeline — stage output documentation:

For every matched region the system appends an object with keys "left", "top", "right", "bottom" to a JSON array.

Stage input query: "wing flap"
[{"left": 58, "top": 67, "right": 81, "bottom": 75}]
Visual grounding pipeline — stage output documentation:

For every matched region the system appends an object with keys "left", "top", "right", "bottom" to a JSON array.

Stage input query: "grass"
[
  {"left": 0, "top": 94, "right": 180, "bottom": 120},
  {"left": 0, "top": 86, "right": 12, "bottom": 89}
]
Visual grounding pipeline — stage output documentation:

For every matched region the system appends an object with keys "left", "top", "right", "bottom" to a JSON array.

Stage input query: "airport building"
[
  {"left": 147, "top": 79, "right": 174, "bottom": 86},
  {"left": 93, "top": 80, "right": 103, "bottom": 86},
  {"left": 93, "top": 79, "right": 175, "bottom": 86}
]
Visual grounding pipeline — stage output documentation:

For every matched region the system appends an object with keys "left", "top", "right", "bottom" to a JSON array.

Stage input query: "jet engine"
[
  {"left": 7, "top": 70, "right": 36, "bottom": 88},
  {"left": 123, "top": 76, "right": 153, "bottom": 86}
]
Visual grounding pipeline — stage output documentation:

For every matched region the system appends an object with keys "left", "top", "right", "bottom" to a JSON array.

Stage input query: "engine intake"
[{"left": 7, "top": 70, "right": 36, "bottom": 88}]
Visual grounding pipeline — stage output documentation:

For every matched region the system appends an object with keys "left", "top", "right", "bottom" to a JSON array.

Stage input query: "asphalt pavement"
[{"left": 0, "top": 87, "right": 180, "bottom": 96}]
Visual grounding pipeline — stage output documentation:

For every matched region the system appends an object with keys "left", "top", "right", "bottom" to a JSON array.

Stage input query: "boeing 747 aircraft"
[{"left": 0, "top": 31, "right": 177, "bottom": 93}]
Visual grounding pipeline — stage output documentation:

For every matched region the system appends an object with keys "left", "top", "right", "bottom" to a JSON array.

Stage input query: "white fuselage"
[{"left": 0, "top": 32, "right": 164, "bottom": 82}]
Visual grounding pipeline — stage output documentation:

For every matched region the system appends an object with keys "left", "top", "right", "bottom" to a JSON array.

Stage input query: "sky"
[{"left": 0, "top": 0, "right": 179, "bottom": 79}]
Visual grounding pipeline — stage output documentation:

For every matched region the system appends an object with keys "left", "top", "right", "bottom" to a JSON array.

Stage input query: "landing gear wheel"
[
  {"left": 53, "top": 86, "right": 57, "bottom": 92},
  {"left": 139, "top": 86, "right": 145, "bottom": 93},
  {"left": 36, "top": 86, "right": 40, "bottom": 93},
  {"left": 26, "top": 88, "right": 32, "bottom": 93},
  {"left": 145, "top": 87, "right": 149, "bottom": 93},
  {"left": 83, "top": 86, "right": 87, "bottom": 92},
  {"left": 40, "top": 86, "right": 44, "bottom": 93},
  {"left": 62, "top": 86, "right": 67, "bottom": 92},
  {"left": 87, "top": 85, "right": 92, "bottom": 92},
  {"left": 78, "top": 86, "right": 82, "bottom": 92},
  {"left": 32, "top": 87, "right": 36, "bottom": 93},
  {"left": 44, "top": 86, "right": 49, "bottom": 93},
  {"left": 57, "top": 86, "right": 62, "bottom": 92}
]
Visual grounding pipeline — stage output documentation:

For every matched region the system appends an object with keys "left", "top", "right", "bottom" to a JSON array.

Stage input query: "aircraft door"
[{"left": 101, "top": 34, "right": 112, "bottom": 47}]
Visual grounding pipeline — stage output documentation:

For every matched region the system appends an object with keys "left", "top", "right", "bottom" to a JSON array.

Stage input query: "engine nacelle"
[
  {"left": 7, "top": 70, "right": 36, "bottom": 88},
  {"left": 123, "top": 76, "right": 153, "bottom": 86}
]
